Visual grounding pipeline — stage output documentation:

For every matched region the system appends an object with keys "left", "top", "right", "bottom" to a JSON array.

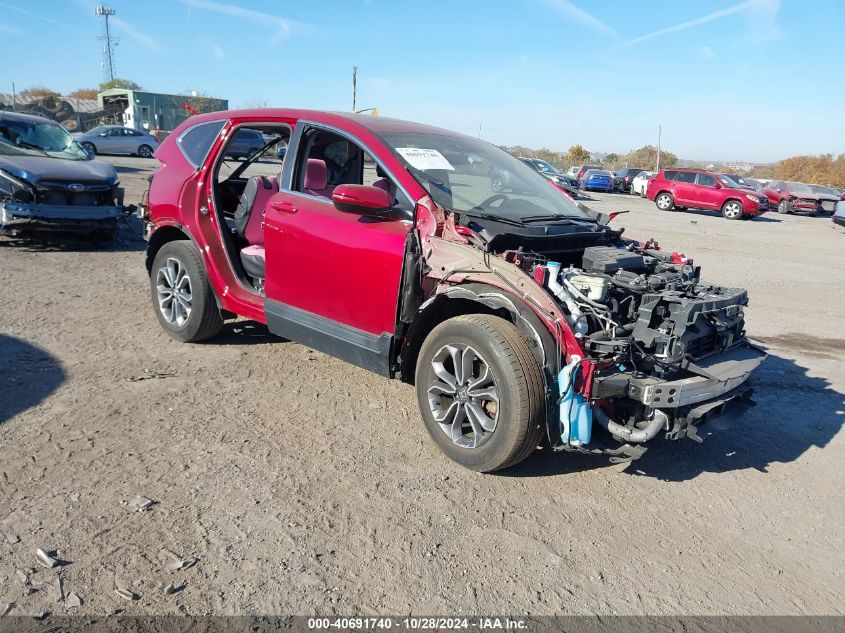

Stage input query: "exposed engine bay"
[{"left": 450, "top": 213, "right": 766, "bottom": 461}]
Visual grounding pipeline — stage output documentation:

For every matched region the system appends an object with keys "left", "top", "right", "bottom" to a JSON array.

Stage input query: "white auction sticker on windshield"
[{"left": 396, "top": 147, "right": 454, "bottom": 171}]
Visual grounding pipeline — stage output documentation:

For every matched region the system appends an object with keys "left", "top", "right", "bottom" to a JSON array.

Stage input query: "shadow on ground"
[
  {"left": 0, "top": 215, "right": 145, "bottom": 252},
  {"left": 503, "top": 352, "right": 844, "bottom": 481},
  {"left": 202, "top": 320, "right": 281, "bottom": 346},
  {"left": 0, "top": 334, "right": 66, "bottom": 424}
]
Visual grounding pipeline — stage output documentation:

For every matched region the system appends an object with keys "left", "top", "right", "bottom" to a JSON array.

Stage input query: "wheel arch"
[
  {"left": 145, "top": 224, "right": 193, "bottom": 274},
  {"left": 399, "top": 282, "right": 556, "bottom": 389}
]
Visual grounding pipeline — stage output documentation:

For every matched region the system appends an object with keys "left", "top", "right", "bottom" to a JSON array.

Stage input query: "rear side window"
[
  {"left": 674, "top": 171, "right": 696, "bottom": 184},
  {"left": 697, "top": 174, "right": 717, "bottom": 187},
  {"left": 177, "top": 120, "right": 225, "bottom": 167},
  {"left": 663, "top": 170, "right": 678, "bottom": 181}
]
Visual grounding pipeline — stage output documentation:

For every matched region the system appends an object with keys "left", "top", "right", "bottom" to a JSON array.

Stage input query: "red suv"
[
  {"left": 646, "top": 169, "right": 768, "bottom": 220},
  {"left": 140, "top": 109, "right": 764, "bottom": 472}
]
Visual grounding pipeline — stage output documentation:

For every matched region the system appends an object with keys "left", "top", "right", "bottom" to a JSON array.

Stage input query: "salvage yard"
[{"left": 1, "top": 155, "right": 843, "bottom": 615}]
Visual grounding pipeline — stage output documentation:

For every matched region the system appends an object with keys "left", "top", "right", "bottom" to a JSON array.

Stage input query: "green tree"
[
  {"left": 602, "top": 153, "right": 621, "bottom": 169},
  {"left": 565, "top": 144, "right": 591, "bottom": 167},
  {"left": 19, "top": 86, "right": 60, "bottom": 98},
  {"left": 624, "top": 145, "right": 678, "bottom": 170},
  {"left": 67, "top": 88, "right": 98, "bottom": 100},
  {"left": 99, "top": 78, "right": 142, "bottom": 91}
]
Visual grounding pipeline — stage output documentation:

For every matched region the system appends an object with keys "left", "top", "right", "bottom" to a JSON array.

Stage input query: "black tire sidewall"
[
  {"left": 721, "top": 200, "right": 743, "bottom": 220},
  {"left": 415, "top": 316, "right": 543, "bottom": 472},
  {"left": 138, "top": 144, "right": 153, "bottom": 158},
  {"left": 150, "top": 240, "right": 222, "bottom": 342}
]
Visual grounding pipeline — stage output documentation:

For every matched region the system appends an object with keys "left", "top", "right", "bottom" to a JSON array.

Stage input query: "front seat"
[
  {"left": 303, "top": 158, "right": 334, "bottom": 198},
  {"left": 233, "top": 175, "right": 277, "bottom": 280}
]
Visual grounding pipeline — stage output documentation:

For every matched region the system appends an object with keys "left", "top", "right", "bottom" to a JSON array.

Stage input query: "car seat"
[
  {"left": 303, "top": 158, "right": 334, "bottom": 198},
  {"left": 233, "top": 175, "right": 277, "bottom": 280}
]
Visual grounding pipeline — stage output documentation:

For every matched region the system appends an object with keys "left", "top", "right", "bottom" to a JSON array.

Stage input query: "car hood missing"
[{"left": 0, "top": 154, "right": 118, "bottom": 187}]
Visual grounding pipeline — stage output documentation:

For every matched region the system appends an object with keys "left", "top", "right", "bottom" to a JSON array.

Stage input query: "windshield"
[
  {"left": 787, "top": 181, "right": 813, "bottom": 194},
  {"left": 810, "top": 184, "right": 838, "bottom": 196},
  {"left": 531, "top": 159, "right": 559, "bottom": 174},
  {"left": 380, "top": 131, "right": 589, "bottom": 221},
  {"left": 718, "top": 173, "right": 743, "bottom": 188},
  {"left": 0, "top": 117, "right": 90, "bottom": 160}
]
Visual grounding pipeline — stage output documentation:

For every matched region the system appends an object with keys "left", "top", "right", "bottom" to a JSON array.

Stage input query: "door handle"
[{"left": 270, "top": 200, "right": 298, "bottom": 214}]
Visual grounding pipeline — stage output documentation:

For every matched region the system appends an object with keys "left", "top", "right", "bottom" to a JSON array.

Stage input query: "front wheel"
[
  {"left": 415, "top": 314, "right": 545, "bottom": 473},
  {"left": 655, "top": 192, "right": 674, "bottom": 210},
  {"left": 490, "top": 175, "right": 505, "bottom": 193},
  {"left": 81, "top": 142, "right": 96, "bottom": 155},
  {"left": 721, "top": 200, "right": 743, "bottom": 220},
  {"left": 150, "top": 240, "right": 223, "bottom": 342},
  {"left": 137, "top": 144, "right": 153, "bottom": 158},
  {"left": 777, "top": 199, "right": 791, "bottom": 214}
]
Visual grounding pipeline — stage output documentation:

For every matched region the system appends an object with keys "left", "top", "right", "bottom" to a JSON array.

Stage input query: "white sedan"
[{"left": 631, "top": 170, "right": 655, "bottom": 197}]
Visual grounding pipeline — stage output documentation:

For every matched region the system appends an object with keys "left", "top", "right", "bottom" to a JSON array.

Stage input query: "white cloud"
[
  {"left": 617, "top": 1, "right": 779, "bottom": 49},
  {"left": 111, "top": 15, "right": 161, "bottom": 52},
  {"left": 697, "top": 45, "right": 715, "bottom": 59},
  {"left": 179, "top": 0, "right": 306, "bottom": 44},
  {"left": 212, "top": 44, "right": 226, "bottom": 59},
  {"left": 541, "top": 0, "right": 617, "bottom": 37},
  {"left": 0, "top": 2, "right": 63, "bottom": 26}
]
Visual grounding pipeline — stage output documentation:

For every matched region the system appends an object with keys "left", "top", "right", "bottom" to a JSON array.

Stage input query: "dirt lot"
[{"left": 1, "top": 155, "right": 843, "bottom": 616}]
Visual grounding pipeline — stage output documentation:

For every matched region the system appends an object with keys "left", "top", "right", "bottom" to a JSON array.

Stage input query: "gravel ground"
[{"left": 0, "top": 156, "right": 843, "bottom": 616}]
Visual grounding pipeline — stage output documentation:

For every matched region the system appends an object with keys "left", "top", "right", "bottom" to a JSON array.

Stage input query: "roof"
[
  {"left": 179, "top": 108, "right": 471, "bottom": 140},
  {"left": 0, "top": 110, "right": 65, "bottom": 125},
  {"left": 0, "top": 93, "right": 100, "bottom": 113}
]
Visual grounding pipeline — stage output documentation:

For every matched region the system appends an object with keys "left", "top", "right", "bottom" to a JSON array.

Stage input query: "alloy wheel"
[
  {"left": 656, "top": 193, "right": 672, "bottom": 210},
  {"left": 138, "top": 145, "right": 153, "bottom": 158},
  {"left": 156, "top": 257, "right": 193, "bottom": 327},
  {"left": 426, "top": 344, "right": 499, "bottom": 449},
  {"left": 723, "top": 201, "right": 742, "bottom": 219}
]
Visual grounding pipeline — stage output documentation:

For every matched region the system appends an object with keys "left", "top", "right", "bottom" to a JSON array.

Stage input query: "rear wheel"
[
  {"left": 138, "top": 144, "right": 153, "bottom": 158},
  {"left": 415, "top": 314, "right": 545, "bottom": 473},
  {"left": 721, "top": 200, "right": 743, "bottom": 220},
  {"left": 150, "top": 240, "right": 223, "bottom": 342},
  {"left": 655, "top": 192, "right": 674, "bottom": 210},
  {"left": 490, "top": 175, "right": 505, "bottom": 193}
]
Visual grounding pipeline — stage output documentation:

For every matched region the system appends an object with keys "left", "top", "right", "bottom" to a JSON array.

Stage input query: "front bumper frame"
[{"left": 0, "top": 201, "right": 127, "bottom": 234}]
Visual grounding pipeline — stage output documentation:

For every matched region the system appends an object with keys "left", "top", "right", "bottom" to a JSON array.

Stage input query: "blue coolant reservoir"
[{"left": 558, "top": 357, "right": 593, "bottom": 446}]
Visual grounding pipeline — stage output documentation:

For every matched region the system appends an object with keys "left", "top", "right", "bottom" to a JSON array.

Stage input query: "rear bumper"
[{"left": 0, "top": 201, "right": 126, "bottom": 234}]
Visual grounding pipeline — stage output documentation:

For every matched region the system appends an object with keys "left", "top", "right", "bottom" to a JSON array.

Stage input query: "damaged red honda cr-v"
[{"left": 140, "top": 109, "right": 765, "bottom": 472}]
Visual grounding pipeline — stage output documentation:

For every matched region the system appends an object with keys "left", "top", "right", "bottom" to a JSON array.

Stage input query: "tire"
[
  {"left": 777, "top": 199, "right": 791, "bottom": 214},
  {"left": 655, "top": 192, "right": 674, "bottom": 211},
  {"left": 137, "top": 144, "right": 153, "bottom": 158},
  {"left": 415, "top": 314, "right": 545, "bottom": 473},
  {"left": 81, "top": 142, "right": 96, "bottom": 155},
  {"left": 490, "top": 175, "right": 505, "bottom": 193},
  {"left": 150, "top": 240, "right": 223, "bottom": 342},
  {"left": 721, "top": 199, "right": 743, "bottom": 220}
]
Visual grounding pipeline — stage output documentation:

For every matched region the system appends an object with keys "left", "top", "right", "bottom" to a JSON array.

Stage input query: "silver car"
[{"left": 72, "top": 125, "right": 159, "bottom": 158}]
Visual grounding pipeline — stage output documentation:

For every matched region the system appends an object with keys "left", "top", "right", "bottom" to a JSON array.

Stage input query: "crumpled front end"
[{"left": 0, "top": 170, "right": 127, "bottom": 236}]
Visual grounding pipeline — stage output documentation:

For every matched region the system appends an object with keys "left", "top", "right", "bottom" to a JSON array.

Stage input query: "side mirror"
[
  {"left": 713, "top": 182, "right": 722, "bottom": 189},
  {"left": 332, "top": 184, "right": 391, "bottom": 214}
]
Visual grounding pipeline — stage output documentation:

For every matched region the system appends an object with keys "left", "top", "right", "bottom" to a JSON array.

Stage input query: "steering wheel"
[{"left": 474, "top": 193, "right": 509, "bottom": 210}]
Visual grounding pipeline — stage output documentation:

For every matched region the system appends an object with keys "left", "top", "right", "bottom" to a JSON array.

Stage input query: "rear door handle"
[{"left": 270, "top": 200, "right": 298, "bottom": 214}]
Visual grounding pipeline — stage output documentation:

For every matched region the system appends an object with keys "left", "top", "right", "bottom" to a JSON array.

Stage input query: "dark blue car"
[
  {"left": 0, "top": 111, "right": 128, "bottom": 239},
  {"left": 580, "top": 169, "right": 614, "bottom": 192}
]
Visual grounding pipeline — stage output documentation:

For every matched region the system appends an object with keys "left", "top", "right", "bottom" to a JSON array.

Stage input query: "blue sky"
[{"left": 1, "top": 0, "right": 842, "bottom": 162}]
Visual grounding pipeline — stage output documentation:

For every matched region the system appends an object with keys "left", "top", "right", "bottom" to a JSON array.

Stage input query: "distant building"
[{"left": 98, "top": 89, "right": 228, "bottom": 132}]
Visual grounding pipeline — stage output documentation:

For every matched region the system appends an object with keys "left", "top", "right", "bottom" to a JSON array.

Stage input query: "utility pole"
[
  {"left": 96, "top": 6, "right": 118, "bottom": 83},
  {"left": 352, "top": 66, "right": 357, "bottom": 112},
  {"left": 10, "top": 82, "right": 16, "bottom": 111},
  {"left": 656, "top": 124, "right": 662, "bottom": 172}
]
